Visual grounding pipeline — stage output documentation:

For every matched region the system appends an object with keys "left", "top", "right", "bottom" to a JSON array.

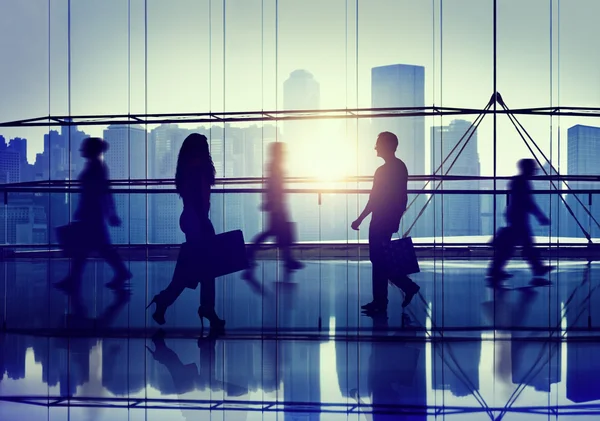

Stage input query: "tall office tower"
[
  {"left": 43, "top": 130, "right": 69, "bottom": 180},
  {"left": 430, "top": 119, "right": 481, "bottom": 237},
  {"left": 148, "top": 124, "right": 189, "bottom": 244},
  {"left": 371, "top": 64, "right": 429, "bottom": 237},
  {"left": 567, "top": 125, "right": 600, "bottom": 238},
  {"left": 0, "top": 146, "right": 20, "bottom": 183},
  {"left": 7, "top": 137, "right": 29, "bottom": 180},
  {"left": 103, "top": 124, "right": 148, "bottom": 244},
  {"left": 283, "top": 69, "right": 320, "bottom": 111},
  {"left": 283, "top": 70, "right": 321, "bottom": 242},
  {"left": 8, "top": 137, "right": 26, "bottom": 163}
]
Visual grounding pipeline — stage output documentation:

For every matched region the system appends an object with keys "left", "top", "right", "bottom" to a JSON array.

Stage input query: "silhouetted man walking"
[{"left": 352, "top": 132, "right": 420, "bottom": 313}]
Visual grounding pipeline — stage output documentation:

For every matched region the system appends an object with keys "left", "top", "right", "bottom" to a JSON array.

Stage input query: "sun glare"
[{"left": 286, "top": 122, "right": 355, "bottom": 188}]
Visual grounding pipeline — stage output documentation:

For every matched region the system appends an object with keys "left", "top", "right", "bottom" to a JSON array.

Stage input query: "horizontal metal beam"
[
  {"left": 6, "top": 174, "right": 600, "bottom": 186},
  {"left": 3, "top": 105, "right": 600, "bottom": 127},
  {"left": 0, "top": 186, "right": 598, "bottom": 195},
  {"left": 0, "top": 395, "right": 599, "bottom": 416}
]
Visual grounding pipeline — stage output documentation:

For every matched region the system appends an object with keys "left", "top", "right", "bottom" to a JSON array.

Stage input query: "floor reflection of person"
[
  {"left": 54, "top": 287, "right": 131, "bottom": 398},
  {"left": 243, "top": 142, "right": 304, "bottom": 281},
  {"left": 146, "top": 334, "right": 248, "bottom": 419},
  {"left": 351, "top": 314, "right": 425, "bottom": 420}
]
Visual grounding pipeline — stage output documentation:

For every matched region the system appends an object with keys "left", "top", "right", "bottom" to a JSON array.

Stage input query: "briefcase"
[
  {"left": 383, "top": 236, "right": 420, "bottom": 277},
  {"left": 175, "top": 229, "right": 249, "bottom": 289},
  {"left": 56, "top": 221, "right": 85, "bottom": 256}
]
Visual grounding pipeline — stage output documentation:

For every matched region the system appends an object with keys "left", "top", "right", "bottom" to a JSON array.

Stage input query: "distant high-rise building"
[
  {"left": 430, "top": 119, "right": 481, "bottom": 236},
  {"left": 371, "top": 64, "right": 429, "bottom": 237},
  {"left": 148, "top": 124, "right": 189, "bottom": 244},
  {"left": 371, "top": 64, "right": 425, "bottom": 176},
  {"left": 8, "top": 138, "right": 27, "bottom": 164},
  {"left": 103, "top": 124, "right": 148, "bottom": 244},
  {"left": 43, "top": 130, "right": 69, "bottom": 180},
  {"left": 566, "top": 125, "right": 600, "bottom": 238},
  {"left": 283, "top": 70, "right": 321, "bottom": 242},
  {"left": 0, "top": 148, "right": 20, "bottom": 184},
  {"left": 283, "top": 69, "right": 320, "bottom": 111}
]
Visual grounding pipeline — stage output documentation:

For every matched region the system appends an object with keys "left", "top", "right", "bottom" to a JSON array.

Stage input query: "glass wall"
[{"left": 1, "top": 0, "right": 600, "bottom": 246}]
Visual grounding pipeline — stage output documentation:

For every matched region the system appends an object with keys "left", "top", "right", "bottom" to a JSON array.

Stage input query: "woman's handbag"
[{"left": 174, "top": 229, "right": 249, "bottom": 289}]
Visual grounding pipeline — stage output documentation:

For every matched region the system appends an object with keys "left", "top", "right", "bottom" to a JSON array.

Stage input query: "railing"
[{"left": 1, "top": 176, "right": 600, "bottom": 251}]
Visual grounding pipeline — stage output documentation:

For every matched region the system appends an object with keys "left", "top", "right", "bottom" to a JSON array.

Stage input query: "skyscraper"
[
  {"left": 283, "top": 69, "right": 320, "bottom": 111},
  {"left": 371, "top": 64, "right": 429, "bottom": 237},
  {"left": 371, "top": 64, "right": 425, "bottom": 175},
  {"left": 148, "top": 124, "right": 189, "bottom": 244},
  {"left": 103, "top": 124, "right": 148, "bottom": 244},
  {"left": 0, "top": 146, "right": 20, "bottom": 184},
  {"left": 430, "top": 119, "right": 481, "bottom": 237},
  {"left": 567, "top": 124, "right": 600, "bottom": 238}
]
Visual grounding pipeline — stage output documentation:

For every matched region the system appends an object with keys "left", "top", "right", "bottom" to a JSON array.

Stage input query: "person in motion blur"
[
  {"left": 243, "top": 142, "right": 304, "bottom": 281},
  {"left": 488, "top": 158, "right": 554, "bottom": 281},
  {"left": 55, "top": 137, "right": 131, "bottom": 291}
]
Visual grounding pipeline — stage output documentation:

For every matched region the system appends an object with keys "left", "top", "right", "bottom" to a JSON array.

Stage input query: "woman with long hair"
[
  {"left": 55, "top": 137, "right": 131, "bottom": 291},
  {"left": 146, "top": 133, "right": 225, "bottom": 332}
]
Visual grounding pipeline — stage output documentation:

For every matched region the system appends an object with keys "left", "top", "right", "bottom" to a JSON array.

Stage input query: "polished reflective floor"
[{"left": 1, "top": 256, "right": 600, "bottom": 419}]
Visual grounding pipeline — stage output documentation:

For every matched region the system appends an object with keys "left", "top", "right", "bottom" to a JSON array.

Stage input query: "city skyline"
[
  {"left": 2, "top": 106, "right": 599, "bottom": 244},
  {"left": 2, "top": 41, "right": 599, "bottom": 244},
  {"left": 3, "top": 1, "right": 600, "bottom": 176}
]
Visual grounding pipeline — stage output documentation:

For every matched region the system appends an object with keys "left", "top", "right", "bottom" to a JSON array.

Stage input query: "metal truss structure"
[
  {"left": 1, "top": 395, "right": 600, "bottom": 418},
  {"left": 2, "top": 104, "right": 600, "bottom": 128},
  {"left": 2, "top": 92, "right": 600, "bottom": 250}
]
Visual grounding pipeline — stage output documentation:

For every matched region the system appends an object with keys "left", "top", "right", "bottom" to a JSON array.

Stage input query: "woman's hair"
[
  {"left": 82, "top": 137, "right": 109, "bottom": 158},
  {"left": 175, "top": 133, "right": 216, "bottom": 194}
]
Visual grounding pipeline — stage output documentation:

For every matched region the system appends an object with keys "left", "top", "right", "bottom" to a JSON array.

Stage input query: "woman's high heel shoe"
[
  {"left": 197, "top": 306, "right": 225, "bottom": 331},
  {"left": 146, "top": 295, "right": 167, "bottom": 325}
]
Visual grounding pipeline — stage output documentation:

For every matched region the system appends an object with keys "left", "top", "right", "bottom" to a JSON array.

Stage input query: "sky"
[{"left": 1, "top": 0, "right": 600, "bottom": 177}]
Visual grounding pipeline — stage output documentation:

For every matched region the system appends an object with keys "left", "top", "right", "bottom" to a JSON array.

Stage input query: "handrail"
[{"left": 0, "top": 187, "right": 598, "bottom": 195}]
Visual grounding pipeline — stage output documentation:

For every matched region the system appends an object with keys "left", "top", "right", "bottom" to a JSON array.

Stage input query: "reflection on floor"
[{"left": 1, "top": 257, "right": 600, "bottom": 419}]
